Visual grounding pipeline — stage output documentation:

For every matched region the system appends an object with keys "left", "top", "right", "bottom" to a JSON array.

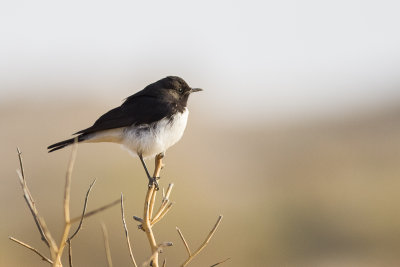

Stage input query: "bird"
[{"left": 48, "top": 76, "right": 202, "bottom": 188}]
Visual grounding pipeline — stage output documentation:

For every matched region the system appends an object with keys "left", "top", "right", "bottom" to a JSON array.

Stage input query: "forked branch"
[
  {"left": 177, "top": 215, "right": 223, "bottom": 267},
  {"left": 11, "top": 145, "right": 119, "bottom": 267},
  {"left": 16, "top": 147, "right": 56, "bottom": 250},
  {"left": 53, "top": 142, "right": 78, "bottom": 266},
  {"left": 133, "top": 182, "right": 175, "bottom": 267}
]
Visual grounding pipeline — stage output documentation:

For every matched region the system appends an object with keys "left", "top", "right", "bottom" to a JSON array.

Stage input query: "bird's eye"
[{"left": 178, "top": 88, "right": 183, "bottom": 93}]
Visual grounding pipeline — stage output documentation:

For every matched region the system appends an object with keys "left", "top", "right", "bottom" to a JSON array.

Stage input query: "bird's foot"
[{"left": 148, "top": 176, "right": 160, "bottom": 191}]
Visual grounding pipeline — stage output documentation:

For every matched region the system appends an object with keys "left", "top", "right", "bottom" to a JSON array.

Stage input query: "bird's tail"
[{"left": 47, "top": 135, "right": 86, "bottom": 152}]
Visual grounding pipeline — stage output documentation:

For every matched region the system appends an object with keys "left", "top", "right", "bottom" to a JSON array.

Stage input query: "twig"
[
  {"left": 179, "top": 215, "right": 223, "bottom": 267},
  {"left": 210, "top": 258, "right": 231, "bottom": 267},
  {"left": 70, "top": 199, "right": 120, "bottom": 223},
  {"left": 13, "top": 144, "right": 122, "bottom": 267},
  {"left": 67, "top": 179, "right": 97, "bottom": 266},
  {"left": 135, "top": 182, "right": 175, "bottom": 267},
  {"left": 9, "top": 236, "right": 53, "bottom": 264},
  {"left": 149, "top": 186, "right": 157, "bottom": 221},
  {"left": 153, "top": 153, "right": 164, "bottom": 178},
  {"left": 163, "top": 183, "right": 173, "bottom": 201},
  {"left": 151, "top": 184, "right": 174, "bottom": 224},
  {"left": 16, "top": 147, "right": 25, "bottom": 179},
  {"left": 151, "top": 202, "right": 173, "bottom": 226},
  {"left": 162, "top": 259, "right": 166, "bottom": 267},
  {"left": 16, "top": 148, "right": 53, "bottom": 249},
  {"left": 69, "top": 179, "right": 96, "bottom": 240},
  {"left": 101, "top": 223, "right": 113, "bottom": 267},
  {"left": 133, "top": 216, "right": 143, "bottom": 223},
  {"left": 68, "top": 240, "right": 73, "bottom": 267},
  {"left": 64, "top": 139, "right": 77, "bottom": 223},
  {"left": 142, "top": 184, "right": 159, "bottom": 266},
  {"left": 54, "top": 140, "right": 78, "bottom": 266},
  {"left": 176, "top": 227, "right": 191, "bottom": 257},
  {"left": 37, "top": 216, "right": 58, "bottom": 259},
  {"left": 121, "top": 193, "right": 138, "bottom": 267}
]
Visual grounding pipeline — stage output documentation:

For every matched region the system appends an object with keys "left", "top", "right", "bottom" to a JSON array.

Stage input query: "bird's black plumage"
[
  {"left": 47, "top": 76, "right": 199, "bottom": 153},
  {"left": 74, "top": 96, "right": 177, "bottom": 135}
]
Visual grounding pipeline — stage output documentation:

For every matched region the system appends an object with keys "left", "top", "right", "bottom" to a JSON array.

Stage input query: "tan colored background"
[{"left": 2, "top": 99, "right": 400, "bottom": 266}]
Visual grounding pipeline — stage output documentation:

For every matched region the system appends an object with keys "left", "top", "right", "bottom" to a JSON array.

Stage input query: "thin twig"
[
  {"left": 9, "top": 236, "right": 53, "bottom": 264},
  {"left": 164, "top": 183, "right": 173, "bottom": 201},
  {"left": 151, "top": 202, "right": 173, "bottom": 226},
  {"left": 148, "top": 186, "right": 157, "bottom": 220},
  {"left": 70, "top": 199, "right": 120, "bottom": 223},
  {"left": 133, "top": 216, "right": 143, "bottom": 223},
  {"left": 69, "top": 179, "right": 96, "bottom": 240},
  {"left": 68, "top": 240, "right": 73, "bottom": 267},
  {"left": 54, "top": 141, "right": 78, "bottom": 266},
  {"left": 101, "top": 223, "right": 113, "bottom": 267},
  {"left": 162, "top": 258, "right": 166, "bottom": 267},
  {"left": 67, "top": 178, "right": 96, "bottom": 267},
  {"left": 180, "top": 215, "right": 223, "bottom": 267},
  {"left": 210, "top": 258, "right": 231, "bottom": 267},
  {"left": 142, "top": 184, "right": 159, "bottom": 266},
  {"left": 16, "top": 147, "right": 26, "bottom": 183},
  {"left": 176, "top": 227, "right": 191, "bottom": 257},
  {"left": 16, "top": 148, "right": 52, "bottom": 248},
  {"left": 64, "top": 140, "right": 77, "bottom": 223},
  {"left": 153, "top": 153, "right": 164, "bottom": 178},
  {"left": 151, "top": 184, "right": 174, "bottom": 224},
  {"left": 37, "top": 216, "right": 58, "bottom": 259},
  {"left": 121, "top": 193, "right": 138, "bottom": 267}
]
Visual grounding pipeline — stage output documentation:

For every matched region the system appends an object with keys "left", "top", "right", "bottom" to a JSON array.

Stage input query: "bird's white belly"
[{"left": 122, "top": 108, "right": 189, "bottom": 158}]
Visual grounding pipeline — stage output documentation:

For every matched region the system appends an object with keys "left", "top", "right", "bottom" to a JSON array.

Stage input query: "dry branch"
[
  {"left": 69, "top": 179, "right": 96, "bottom": 240},
  {"left": 12, "top": 144, "right": 120, "bottom": 267},
  {"left": 68, "top": 241, "right": 73, "bottom": 267},
  {"left": 13, "top": 146, "right": 226, "bottom": 267},
  {"left": 176, "top": 227, "right": 191, "bottom": 257},
  {"left": 178, "top": 215, "right": 223, "bottom": 267},
  {"left": 134, "top": 182, "right": 175, "bottom": 267},
  {"left": 67, "top": 178, "right": 97, "bottom": 266},
  {"left": 151, "top": 184, "right": 174, "bottom": 225},
  {"left": 9, "top": 236, "right": 53, "bottom": 264},
  {"left": 16, "top": 148, "right": 54, "bottom": 249},
  {"left": 121, "top": 193, "right": 138, "bottom": 267},
  {"left": 142, "top": 185, "right": 159, "bottom": 265},
  {"left": 53, "top": 141, "right": 78, "bottom": 266}
]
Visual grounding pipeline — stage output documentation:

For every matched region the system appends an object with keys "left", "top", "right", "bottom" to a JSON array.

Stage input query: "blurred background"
[{"left": 1, "top": 0, "right": 400, "bottom": 266}]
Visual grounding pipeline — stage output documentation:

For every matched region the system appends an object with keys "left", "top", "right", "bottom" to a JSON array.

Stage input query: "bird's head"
[{"left": 157, "top": 76, "right": 202, "bottom": 106}]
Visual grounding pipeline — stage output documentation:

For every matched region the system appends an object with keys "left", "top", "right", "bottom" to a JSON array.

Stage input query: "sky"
[{"left": 1, "top": 0, "right": 400, "bottom": 121}]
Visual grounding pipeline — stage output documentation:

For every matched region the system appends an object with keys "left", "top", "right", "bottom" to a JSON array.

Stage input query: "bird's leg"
[
  {"left": 139, "top": 154, "right": 159, "bottom": 190},
  {"left": 153, "top": 153, "right": 165, "bottom": 181}
]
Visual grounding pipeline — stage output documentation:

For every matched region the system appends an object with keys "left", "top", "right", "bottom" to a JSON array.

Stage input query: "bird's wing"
[{"left": 74, "top": 95, "right": 174, "bottom": 135}]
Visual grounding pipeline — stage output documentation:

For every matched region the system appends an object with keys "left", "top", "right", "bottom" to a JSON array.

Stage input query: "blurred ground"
[{"left": 1, "top": 100, "right": 400, "bottom": 266}]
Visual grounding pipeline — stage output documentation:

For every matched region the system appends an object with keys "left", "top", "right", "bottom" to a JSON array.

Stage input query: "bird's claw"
[{"left": 148, "top": 177, "right": 160, "bottom": 190}]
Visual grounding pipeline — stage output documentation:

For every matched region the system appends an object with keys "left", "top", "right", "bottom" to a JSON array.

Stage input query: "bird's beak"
[{"left": 190, "top": 88, "right": 203, "bottom": 93}]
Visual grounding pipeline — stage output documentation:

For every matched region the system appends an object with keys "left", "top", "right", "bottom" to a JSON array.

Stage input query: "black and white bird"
[{"left": 48, "top": 76, "right": 202, "bottom": 188}]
